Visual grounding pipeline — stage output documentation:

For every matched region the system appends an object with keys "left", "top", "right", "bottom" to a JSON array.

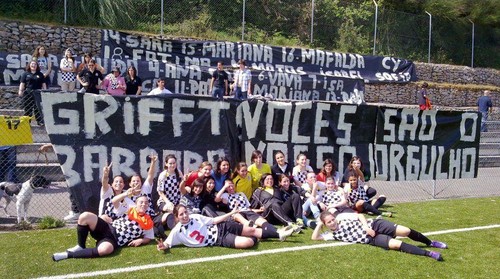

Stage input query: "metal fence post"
[
  {"left": 372, "top": 0, "right": 378, "bottom": 55},
  {"left": 432, "top": 180, "right": 436, "bottom": 199},
  {"left": 310, "top": 0, "right": 315, "bottom": 44},
  {"left": 64, "top": 0, "right": 67, "bottom": 24},
  {"left": 469, "top": 19, "right": 475, "bottom": 68},
  {"left": 425, "top": 11, "right": 432, "bottom": 63},
  {"left": 241, "top": 0, "right": 246, "bottom": 41},
  {"left": 160, "top": 0, "right": 164, "bottom": 37}
]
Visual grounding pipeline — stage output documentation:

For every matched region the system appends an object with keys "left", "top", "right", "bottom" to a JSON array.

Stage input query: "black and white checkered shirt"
[
  {"left": 322, "top": 218, "right": 373, "bottom": 244},
  {"left": 157, "top": 171, "right": 182, "bottom": 205},
  {"left": 112, "top": 218, "right": 154, "bottom": 246},
  {"left": 321, "top": 190, "right": 343, "bottom": 207},
  {"left": 347, "top": 186, "right": 368, "bottom": 205},
  {"left": 222, "top": 192, "right": 251, "bottom": 211}
]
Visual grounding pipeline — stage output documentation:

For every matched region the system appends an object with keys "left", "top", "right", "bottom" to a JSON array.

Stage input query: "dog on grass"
[{"left": 0, "top": 176, "right": 50, "bottom": 223}]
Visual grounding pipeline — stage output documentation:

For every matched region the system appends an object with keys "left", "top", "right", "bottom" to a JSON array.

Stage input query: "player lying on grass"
[
  {"left": 311, "top": 211, "right": 448, "bottom": 261},
  {"left": 52, "top": 194, "right": 153, "bottom": 261},
  {"left": 157, "top": 204, "right": 294, "bottom": 251}
]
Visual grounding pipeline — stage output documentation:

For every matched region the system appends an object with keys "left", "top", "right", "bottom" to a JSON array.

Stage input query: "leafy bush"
[{"left": 37, "top": 216, "right": 65, "bottom": 229}]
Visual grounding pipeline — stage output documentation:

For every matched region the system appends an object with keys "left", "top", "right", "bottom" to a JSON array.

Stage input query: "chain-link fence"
[
  {"left": 1, "top": 92, "right": 500, "bottom": 226},
  {"left": 1, "top": 91, "right": 73, "bottom": 225},
  {"left": 1, "top": 1, "right": 499, "bottom": 226},
  {"left": 0, "top": 0, "right": 498, "bottom": 68}
]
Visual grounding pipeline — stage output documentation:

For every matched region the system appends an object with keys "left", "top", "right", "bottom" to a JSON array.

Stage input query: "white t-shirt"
[
  {"left": 165, "top": 214, "right": 218, "bottom": 247},
  {"left": 148, "top": 88, "right": 173, "bottom": 95}
]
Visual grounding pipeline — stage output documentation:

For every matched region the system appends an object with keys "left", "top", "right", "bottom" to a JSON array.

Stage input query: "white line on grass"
[{"left": 37, "top": 224, "right": 500, "bottom": 279}]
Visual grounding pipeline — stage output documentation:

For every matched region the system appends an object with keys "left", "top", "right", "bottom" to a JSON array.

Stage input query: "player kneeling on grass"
[
  {"left": 311, "top": 211, "right": 448, "bottom": 261},
  {"left": 157, "top": 204, "right": 293, "bottom": 251},
  {"left": 52, "top": 194, "right": 154, "bottom": 261}
]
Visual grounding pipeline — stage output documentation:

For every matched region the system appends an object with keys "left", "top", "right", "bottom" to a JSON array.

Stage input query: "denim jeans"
[
  {"left": 302, "top": 198, "right": 320, "bottom": 219},
  {"left": 0, "top": 146, "right": 18, "bottom": 182},
  {"left": 212, "top": 87, "right": 225, "bottom": 100},
  {"left": 233, "top": 86, "right": 247, "bottom": 100},
  {"left": 480, "top": 111, "right": 489, "bottom": 132}
]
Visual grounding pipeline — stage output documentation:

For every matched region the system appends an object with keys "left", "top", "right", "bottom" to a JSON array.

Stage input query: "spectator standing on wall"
[
  {"left": 59, "top": 48, "right": 77, "bottom": 92},
  {"left": 32, "top": 45, "right": 52, "bottom": 87},
  {"left": 477, "top": 90, "right": 493, "bottom": 132},
  {"left": 77, "top": 59, "right": 104, "bottom": 94},
  {"left": 147, "top": 78, "right": 172, "bottom": 95},
  {"left": 18, "top": 60, "right": 46, "bottom": 125},
  {"left": 232, "top": 59, "right": 252, "bottom": 100},
  {"left": 125, "top": 66, "right": 142, "bottom": 95},
  {"left": 418, "top": 82, "right": 431, "bottom": 110},
  {"left": 101, "top": 67, "right": 126, "bottom": 96},
  {"left": 210, "top": 61, "right": 229, "bottom": 100},
  {"left": 77, "top": 53, "right": 105, "bottom": 74}
]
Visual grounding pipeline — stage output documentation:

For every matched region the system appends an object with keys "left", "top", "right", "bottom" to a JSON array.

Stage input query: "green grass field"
[{"left": 1, "top": 197, "right": 499, "bottom": 279}]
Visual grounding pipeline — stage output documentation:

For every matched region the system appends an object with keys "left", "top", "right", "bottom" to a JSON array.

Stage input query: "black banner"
[
  {"left": 0, "top": 52, "right": 92, "bottom": 88},
  {"left": 38, "top": 93, "right": 479, "bottom": 213},
  {"left": 374, "top": 107, "right": 480, "bottom": 180},
  {"left": 0, "top": 31, "right": 417, "bottom": 103},
  {"left": 101, "top": 30, "right": 416, "bottom": 84},
  {"left": 99, "top": 30, "right": 418, "bottom": 101}
]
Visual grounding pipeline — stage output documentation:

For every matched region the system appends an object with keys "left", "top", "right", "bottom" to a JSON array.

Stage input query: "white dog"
[{"left": 0, "top": 176, "right": 50, "bottom": 223}]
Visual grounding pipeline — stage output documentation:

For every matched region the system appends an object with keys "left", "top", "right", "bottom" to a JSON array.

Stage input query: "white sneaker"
[
  {"left": 78, "top": 87, "right": 86, "bottom": 93},
  {"left": 64, "top": 211, "right": 80, "bottom": 221},
  {"left": 291, "top": 223, "right": 302, "bottom": 234},
  {"left": 52, "top": 252, "right": 68, "bottom": 262},
  {"left": 66, "top": 245, "right": 83, "bottom": 253},
  {"left": 278, "top": 226, "right": 294, "bottom": 241}
]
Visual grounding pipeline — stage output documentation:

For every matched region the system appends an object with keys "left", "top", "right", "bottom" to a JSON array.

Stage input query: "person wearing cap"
[
  {"left": 60, "top": 48, "right": 77, "bottom": 92},
  {"left": 101, "top": 67, "right": 126, "bottom": 96},
  {"left": 232, "top": 59, "right": 252, "bottom": 100},
  {"left": 148, "top": 78, "right": 173, "bottom": 95}
]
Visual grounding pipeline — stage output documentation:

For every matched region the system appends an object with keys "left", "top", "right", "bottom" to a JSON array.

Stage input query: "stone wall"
[
  {"left": 1, "top": 20, "right": 499, "bottom": 118},
  {"left": 365, "top": 83, "right": 499, "bottom": 108},
  {"left": 0, "top": 20, "right": 101, "bottom": 58},
  {"left": 415, "top": 62, "right": 500, "bottom": 87}
]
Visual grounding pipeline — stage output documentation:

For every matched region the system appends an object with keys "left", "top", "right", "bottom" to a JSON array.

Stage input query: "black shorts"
[
  {"left": 239, "top": 211, "right": 261, "bottom": 222},
  {"left": 215, "top": 220, "right": 244, "bottom": 248},
  {"left": 368, "top": 219, "right": 397, "bottom": 249},
  {"left": 90, "top": 217, "right": 119, "bottom": 249}
]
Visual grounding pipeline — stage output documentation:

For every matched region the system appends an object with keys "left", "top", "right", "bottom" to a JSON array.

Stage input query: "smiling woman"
[
  {"left": 52, "top": 195, "right": 155, "bottom": 262},
  {"left": 311, "top": 211, "right": 448, "bottom": 261}
]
